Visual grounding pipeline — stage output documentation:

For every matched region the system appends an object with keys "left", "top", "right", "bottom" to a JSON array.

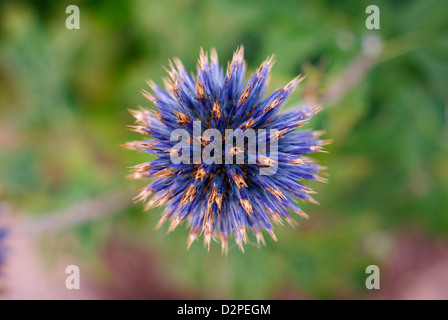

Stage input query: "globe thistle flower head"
[
  {"left": 0, "top": 198, "right": 6, "bottom": 271},
  {"left": 0, "top": 227, "right": 6, "bottom": 270},
  {"left": 126, "top": 47, "right": 329, "bottom": 253}
]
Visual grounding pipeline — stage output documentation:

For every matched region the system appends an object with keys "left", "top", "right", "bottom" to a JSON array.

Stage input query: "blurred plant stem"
[{"left": 10, "top": 187, "right": 135, "bottom": 237}]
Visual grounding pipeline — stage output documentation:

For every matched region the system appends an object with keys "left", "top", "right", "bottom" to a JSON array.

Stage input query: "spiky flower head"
[
  {"left": 125, "top": 47, "right": 329, "bottom": 253},
  {"left": 0, "top": 227, "right": 6, "bottom": 270},
  {"left": 0, "top": 200, "right": 6, "bottom": 271}
]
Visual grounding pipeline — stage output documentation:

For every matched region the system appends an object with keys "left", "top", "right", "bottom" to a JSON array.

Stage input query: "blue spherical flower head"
[
  {"left": 0, "top": 226, "right": 8, "bottom": 276},
  {"left": 0, "top": 227, "right": 6, "bottom": 271},
  {"left": 126, "top": 47, "right": 329, "bottom": 253},
  {"left": 0, "top": 200, "right": 6, "bottom": 271}
]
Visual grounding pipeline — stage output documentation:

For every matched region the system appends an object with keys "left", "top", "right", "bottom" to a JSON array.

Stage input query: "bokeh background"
[{"left": 1, "top": 0, "right": 448, "bottom": 299}]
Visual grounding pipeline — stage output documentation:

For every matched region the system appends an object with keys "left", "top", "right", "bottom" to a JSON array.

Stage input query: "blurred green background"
[{"left": 0, "top": 0, "right": 447, "bottom": 299}]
